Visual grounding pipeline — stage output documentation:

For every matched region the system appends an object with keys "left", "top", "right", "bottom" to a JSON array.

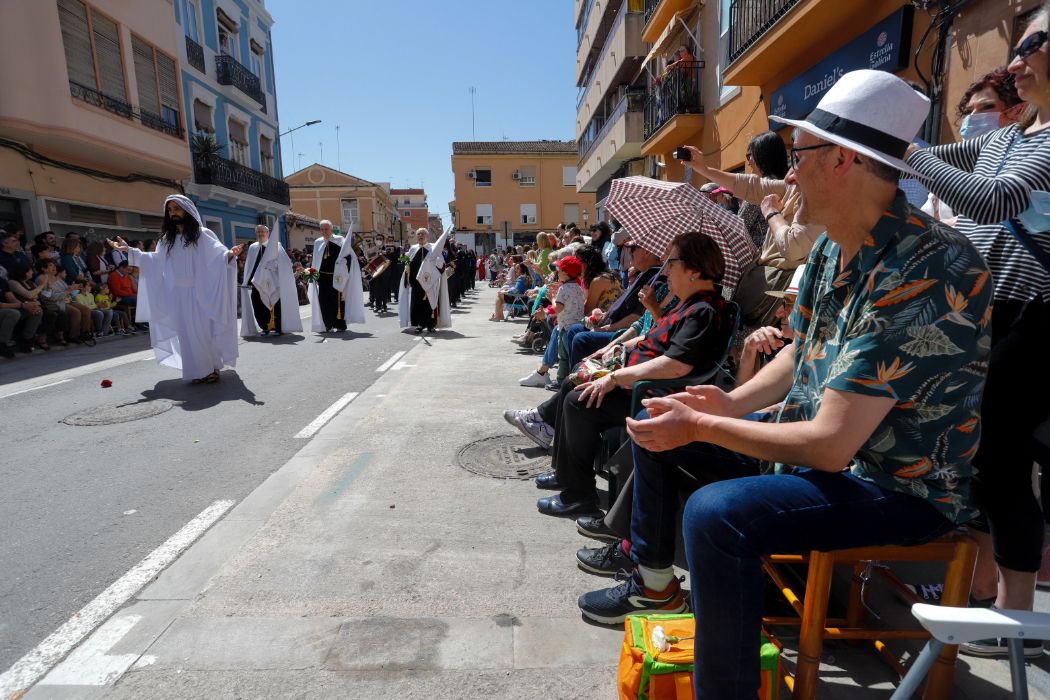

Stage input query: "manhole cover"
[
  {"left": 61, "top": 400, "right": 175, "bottom": 426},
  {"left": 456, "top": 434, "right": 551, "bottom": 479}
]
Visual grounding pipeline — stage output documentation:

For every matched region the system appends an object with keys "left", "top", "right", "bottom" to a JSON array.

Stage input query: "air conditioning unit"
[
  {"left": 512, "top": 171, "right": 520, "bottom": 180},
  {"left": 467, "top": 170, "right": 477, "bottom": 179}
]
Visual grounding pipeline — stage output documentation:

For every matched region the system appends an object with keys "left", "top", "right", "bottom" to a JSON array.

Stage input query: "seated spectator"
[
  {"left": 505, "top": 232, "right": 737, "bottom": 516},
  {"left": 60, "top": 237, "right": 91, "bottom": 284},
  {"left": 0, "top": 231, "right": 30, "bottom": 278},
  {"left": 107, "top": 261, "right": 137, "bottom": 307},
  {"left": 33, "top": 231, "right": 60, "bottom": 261},
  {"left": 8, "top": 263, "right": 58, "bottom": 349},
  {"left": 39, "top": 261, "right": 94, "bottom": 344},
  {"left": 95, "top": 282, "right": 134, "bottom": 335},
  {"left": 578, "top": 71, "right": 992, "bottom": 698},
  {"left": 735, "top": 265, "right": 803, "bottom": 386},
  {"left": 73, "top": 282, "right": 110, "bottom": 337},
  {"left": 490, "top": 262, "right": 532, "bottom": 322},
  {"left": 0, "top": 272, "right": 43, "bottom": 356}
]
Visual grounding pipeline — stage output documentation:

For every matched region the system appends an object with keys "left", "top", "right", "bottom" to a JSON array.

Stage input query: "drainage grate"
[
  {"left": 456, "top": 434, "right": 551, "bottom": 480},
  {"left": 61, "top": 400, "right": 175, "bottom": 426}
]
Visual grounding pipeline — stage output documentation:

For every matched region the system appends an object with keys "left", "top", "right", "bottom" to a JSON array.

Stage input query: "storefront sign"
[{"left": 768, "top": 6, "right": 913, "bottom": 127}]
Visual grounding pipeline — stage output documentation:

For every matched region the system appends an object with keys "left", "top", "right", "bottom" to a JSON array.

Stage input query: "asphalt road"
[{"left": 0, "top": 299, "right": 439, "bottom": 673}]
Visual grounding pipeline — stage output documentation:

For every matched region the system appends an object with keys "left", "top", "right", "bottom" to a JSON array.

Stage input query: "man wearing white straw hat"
[{"left": 582, "top": 70, "right": 994, "bottom": 698}]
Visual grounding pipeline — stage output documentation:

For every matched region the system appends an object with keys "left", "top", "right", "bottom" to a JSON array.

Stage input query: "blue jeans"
[
  {"left": 683, "top": 469, "right": 954, "bottom": 699},
  {"left": 542, "top": 327, "right": 560, "bottom": 368},
  {"left": 570, "top": 330, "right": 616, "bottom": 369}
]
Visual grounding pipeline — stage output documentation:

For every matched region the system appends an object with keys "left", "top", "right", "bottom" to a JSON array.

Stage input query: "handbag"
[{"left": 571, "top": 343, "right": 626, "bottom": 386}]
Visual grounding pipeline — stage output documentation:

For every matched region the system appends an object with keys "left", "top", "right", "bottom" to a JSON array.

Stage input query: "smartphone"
[{"left": 674, "top": 146, "right": 691, "bottom": 161}]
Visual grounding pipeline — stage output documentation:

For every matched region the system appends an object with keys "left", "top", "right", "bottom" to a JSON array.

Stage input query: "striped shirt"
[{"left": 907, "top": 124, "right": 1050, "bottom": 303}]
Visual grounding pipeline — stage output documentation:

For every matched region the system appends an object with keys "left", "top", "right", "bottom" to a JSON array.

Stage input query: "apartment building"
[
  {"left": 574, "top": 0, "right": 649, "bottom": 208},
  {"left": 0, "top": 0, "right": 192, "bottom": 240},
  {"left": 427, "top": 212, "right": 444, "bottom": 239},
  {"left": 175, "top": 0, "right": 288, "bottom": 246},
  {"left": 449, "top": 141, "right": 596, "bottom": 252},
  {"left": 634, "top": 0, "right": 1030, "bottom": 184},
  {"left": 285, "top": 164, "right": 405, "bottom": 249},
  {"left": 391, "top": 188, "right": 429, "bottom": 234}
]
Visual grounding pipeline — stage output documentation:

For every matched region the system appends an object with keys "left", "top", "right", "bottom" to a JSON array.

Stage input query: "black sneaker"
[
  {"left": 576, "top": 515, "right": 620, "bottom": 543},
  {"left": 960, "top": 637, "right": 1044, "bottom": 659},
  {"left": 578, "top": 570, "right": 687, "bottom": 625},
  {"left": 577, "top": 541, "right": 633, "bottom": 577}
]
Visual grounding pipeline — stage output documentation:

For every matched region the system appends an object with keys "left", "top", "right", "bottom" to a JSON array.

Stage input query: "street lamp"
[{"left": 279, "top": 120, "right": 321, "bottom": 171}]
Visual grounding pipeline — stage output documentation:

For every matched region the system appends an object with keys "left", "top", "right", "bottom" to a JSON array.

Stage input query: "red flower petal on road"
[{"left": 100, "top": 379, "right": 112, "bottom": 388}]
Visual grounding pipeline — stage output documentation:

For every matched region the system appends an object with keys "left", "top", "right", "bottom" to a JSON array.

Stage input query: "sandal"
[{"left": 192, "top": 371, "right": 221, "bottom": 385}]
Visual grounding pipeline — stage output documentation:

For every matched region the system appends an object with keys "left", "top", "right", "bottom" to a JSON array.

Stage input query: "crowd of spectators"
[
  {"left": 488, "top": 37, "right": 1050, "bottom": 694},
  {"left": 0, "top": 228, "right": 146, "bottom": 359}
]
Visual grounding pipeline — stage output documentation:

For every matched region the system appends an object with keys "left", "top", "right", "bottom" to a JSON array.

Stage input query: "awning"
[{"left": 638, "top": 10, "right": 690, "bottom": 79}]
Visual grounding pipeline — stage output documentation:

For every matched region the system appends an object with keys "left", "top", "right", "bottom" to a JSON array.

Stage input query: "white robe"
[
  {"left": 128, "top": 195, "right": 238, "bottom": 380},
  {"left": 239, "top": 240, "right": 303, "bottom": 337},
  {"left": 308, "top": 236, "right": 365, "bottom": 332}
]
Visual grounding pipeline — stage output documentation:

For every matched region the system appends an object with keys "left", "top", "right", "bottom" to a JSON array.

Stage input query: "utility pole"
[
  {"left": 336, "top": 125, "right": 341, "bottom": 172},
  {"left": 469, "top": 86, "right": 476, "bottom": 140},
  {"left": 319, "top": 142, "right": 323, "bottom": 164}
]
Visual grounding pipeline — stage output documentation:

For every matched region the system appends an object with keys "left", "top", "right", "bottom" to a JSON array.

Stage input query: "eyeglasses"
[
  {"left": 1012, "top": 30, "right": 1048, "bottom": 62},
  {"left": 789, "top": 143, "right": 835, "bottom": 168},
  {"left": 665, "top": 257, "right": 684, "bottom": 267}
]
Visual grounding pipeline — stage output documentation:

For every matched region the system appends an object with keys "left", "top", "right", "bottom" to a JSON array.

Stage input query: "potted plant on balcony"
[{"left": 190, "top": 132, "right": 226, "bottom": 179}]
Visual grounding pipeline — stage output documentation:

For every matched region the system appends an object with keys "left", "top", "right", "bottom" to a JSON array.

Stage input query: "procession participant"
[
  {"left": 384, "top": 237, "right": 401, "bottom": 305},
  {"left": 239, "top": 224, "right": 302, "bottom": 338},
  {"left": 308, "top": 220, "right": 348, "bottom": 333},
  {"left": 107, "top": 195, "right": 242, "bottom": 384},
  {"left": 369, "top": 234, "right": 389, "bottom": 313},
  {"left": 398, "top": 227, "right": 452, "bottom": 332},
  {"left": 331, "top": 231, "right": 366, "bottom": 328}
]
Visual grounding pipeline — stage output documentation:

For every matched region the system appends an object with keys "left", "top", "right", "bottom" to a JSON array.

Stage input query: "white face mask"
[{"left": 959, "top": 111, "right": 1001, "bottom": 140}]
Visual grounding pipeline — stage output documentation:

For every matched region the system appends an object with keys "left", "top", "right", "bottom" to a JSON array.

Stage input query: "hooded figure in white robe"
[
  {"left": 239, "top": 225, "right": 303, "bottom": 337},
  {"left": 116, "top": 194, "right": 240, "bottom": 382},
  {"left": 398, "top": 227, "right": 451, "bottom": 330},
  {"left": 308, "top": 223, "right": 365, "bottom": 333}
]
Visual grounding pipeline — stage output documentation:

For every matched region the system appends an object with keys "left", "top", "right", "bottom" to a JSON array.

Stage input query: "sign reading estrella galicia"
[{"left": 768, "top": 6, "right": 914, "bottom": 129}]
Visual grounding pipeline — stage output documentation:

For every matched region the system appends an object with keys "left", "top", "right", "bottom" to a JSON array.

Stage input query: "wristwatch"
[{"left": 765, "top": 210, "right": 783, "bottom": 221}]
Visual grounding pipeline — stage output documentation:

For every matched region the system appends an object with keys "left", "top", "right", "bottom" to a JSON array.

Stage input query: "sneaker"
[
  {"left": 577, "top": 540, "right": 634, "bottom": 577},
  {"left": 577, "top": 515, "right": 621, "bottom": 543},
  {"left": 503, "top": 408, "right": 541, "bottom": 431},
  {"left": 960, "top": 637, "right": 1044, "bottom": 659},
  {"left": 119, "top": 329, "right": 129, "bottom": 336},
  {"left": 904, "top": 583, "right": 943, "bottom": 602},
  {"left": 519, "top": 371, "right": 549, "bottom": 388},
  {"left": 545, "top": 379, "right": 559, "bottom": 391},
  {"left": 519, "top": 419, "right": 554, "bottom": 451},
  {"left": 578, "top": 570, "right": 687, "bottom": 625}
]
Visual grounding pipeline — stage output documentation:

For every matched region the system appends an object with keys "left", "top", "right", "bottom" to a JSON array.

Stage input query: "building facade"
[
  {"left": 450, "top": 141, "right": 596, "bottom": 252},
  {"left": 174, "top": 0, "right": 288, "bottom": 246},
  {"left": 285, "top": 164, "right": 404, "bottom": 249},
  {"left": 632, "top": 0, "right": 1032, "bottom": 186},
  {"left": 575, "top": 0, "right": 649, "bottom": 206},
  {"left": 427, "top": 212, "right": 444, "bottom": 239},
  {"left": 0, "top": 0, "right": 192, "bottom": 242},
  {"left": 390, "top": 188, "right": 429, "bottom": 234}
]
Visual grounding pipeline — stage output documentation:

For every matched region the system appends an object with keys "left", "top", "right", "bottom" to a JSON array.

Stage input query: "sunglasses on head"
[{"left": 1012, "top": 30, "right": 1048, "bottom": 61}]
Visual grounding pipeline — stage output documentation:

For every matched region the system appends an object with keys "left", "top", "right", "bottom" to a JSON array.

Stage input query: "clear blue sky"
[{"left": 269, "top": 0, "right": 579, "bottom": 226}]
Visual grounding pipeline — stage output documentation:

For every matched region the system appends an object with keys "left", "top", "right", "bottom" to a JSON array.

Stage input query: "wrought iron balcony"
[
  {"left": 193, "top": 154, "right": 289, "bottom": 205},
  {"left": 139, "top": 111, "right": 184, "bottom": 139},
  {"left": 185, "top": 35, "right": 205, "bottom": 73},
  {"left": 69, "top": 81, "right": 132, "bottom": 119},
  {"left": 215, "top": 54, "right": 267, "bottom": 112},
  {"left": 643, "top": 0, "right": 660, "bottom": 27},
  {"left": 727, "top": 0, "right": 801, "bottom": 66},
  {"left": 643, "top": 61, "right": 703, "bottom": 141}
]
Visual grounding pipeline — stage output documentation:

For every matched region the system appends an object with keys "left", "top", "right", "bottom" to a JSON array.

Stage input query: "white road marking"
[
  {"left": 376, "top": 351, "right": 406, "bottom": 372},
  {"left": 0, "top": 499, "right": 235, "bottom": 698},
  {"left": 294, "top": 392, "right": 360, "bottom": 439},
  {"left": 37, "top": 614, "right": 156, "bottom": 686},
  {"left": 391, "top": 361, "right": 416, "bottom": 371},
  {"left": 0, "top": 379, "right": 73, "bottom": 400}
]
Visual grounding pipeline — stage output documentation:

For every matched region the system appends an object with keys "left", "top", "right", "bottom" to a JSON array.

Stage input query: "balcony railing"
[
  {"left": 727, "top": 0, "right": 801, "bottom": 66},
  {"left": 643, "top": 0, "right": 660, "bottom": 27},
  {"left": 140, "top": 110, "right": 184, "bottom": 139},
  {"left": 193, "top": 154, "right": 289, "bottom": 205},
  {"left": 579, "top": 91, "right": 645, "bottom": 162},
  {"left": 185, "top": 35, "right": 205, "bottom": 73},
  {"left": 69, "top": 81, "right": 132, "bottom": 119},
  {"left": 643, "top": 61, "right": 703, "bottom": 140},
  {"left": 215, "top": 54, "right": 267, "bottom": 112}
]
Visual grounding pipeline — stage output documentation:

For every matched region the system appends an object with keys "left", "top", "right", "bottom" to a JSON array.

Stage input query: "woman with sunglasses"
[{"left": 905, "top": 3, "right": 1050, "bottom": 658}]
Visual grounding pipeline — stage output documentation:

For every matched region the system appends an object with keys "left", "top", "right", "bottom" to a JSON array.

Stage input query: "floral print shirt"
[{"left": 783, "top": 193, "right": 992, "bottom": 523}]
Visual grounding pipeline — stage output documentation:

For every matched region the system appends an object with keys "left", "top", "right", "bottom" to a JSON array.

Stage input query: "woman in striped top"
[{"left": 906, "top": 3, "right": 1050, "bottom": 651}]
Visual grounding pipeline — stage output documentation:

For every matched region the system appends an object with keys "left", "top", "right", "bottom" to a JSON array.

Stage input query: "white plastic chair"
[{"left": 891, "top": 603, "right": 1050, "bottom": 700}]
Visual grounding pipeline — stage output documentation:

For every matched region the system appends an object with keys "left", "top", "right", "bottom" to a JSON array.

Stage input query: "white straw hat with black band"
[{"left": 769, "top": 69, "right": 930, "bottom": 177}]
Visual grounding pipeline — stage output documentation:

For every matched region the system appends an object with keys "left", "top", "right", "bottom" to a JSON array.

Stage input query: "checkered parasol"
[{"left": 604, "top": 176, "right": 758, "bottom": 297}]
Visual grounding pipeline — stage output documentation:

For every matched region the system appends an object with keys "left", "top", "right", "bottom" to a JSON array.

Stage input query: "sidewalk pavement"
[{"left": 20, "top": 286, "right": 1050, "bottom": 699}]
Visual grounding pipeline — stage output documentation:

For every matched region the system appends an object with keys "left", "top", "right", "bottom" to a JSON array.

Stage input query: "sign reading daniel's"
[{"left": 768, "top": 5, "right": 913, "bottom": 128}]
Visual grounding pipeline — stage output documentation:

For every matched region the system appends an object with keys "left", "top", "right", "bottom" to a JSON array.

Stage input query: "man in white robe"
[
  {"left": 398, "top": 227, "right": 451, "bottom": 332},
  {"left": 107, "top": 195, "right": 242, "bottom": 383},
  {"left": 240, "top": 224, "right": 303, "bottom": 337},
  {"left": 308, "top": 220, "right": 365, "bottom": 333}
]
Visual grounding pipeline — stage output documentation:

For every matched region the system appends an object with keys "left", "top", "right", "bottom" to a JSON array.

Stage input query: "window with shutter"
[
  {"left": 193, "top": 99, "right": 214, "bottom": 134},
  {"left": 156, "top": 52, "right": 180, "bottom": 129},
  {"left": 132, "top": 36, "right": 159, "bottom": 117},
  {"left": 229, "top": 119, "right": 249, "bottom": 166},
  {"left": 259, "top": 135, "right": 274, "bottom": 176},
  {"left": 57, "top": 0, "right": 95, "bottom": 90},
  {"left": 91, "top": 13, "right": 125, "bottom": 102}
]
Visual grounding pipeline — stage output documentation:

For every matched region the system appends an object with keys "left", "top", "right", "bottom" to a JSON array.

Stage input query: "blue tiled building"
[{"left": 174, "top": 0, "right": 288, "bottom": 246}]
